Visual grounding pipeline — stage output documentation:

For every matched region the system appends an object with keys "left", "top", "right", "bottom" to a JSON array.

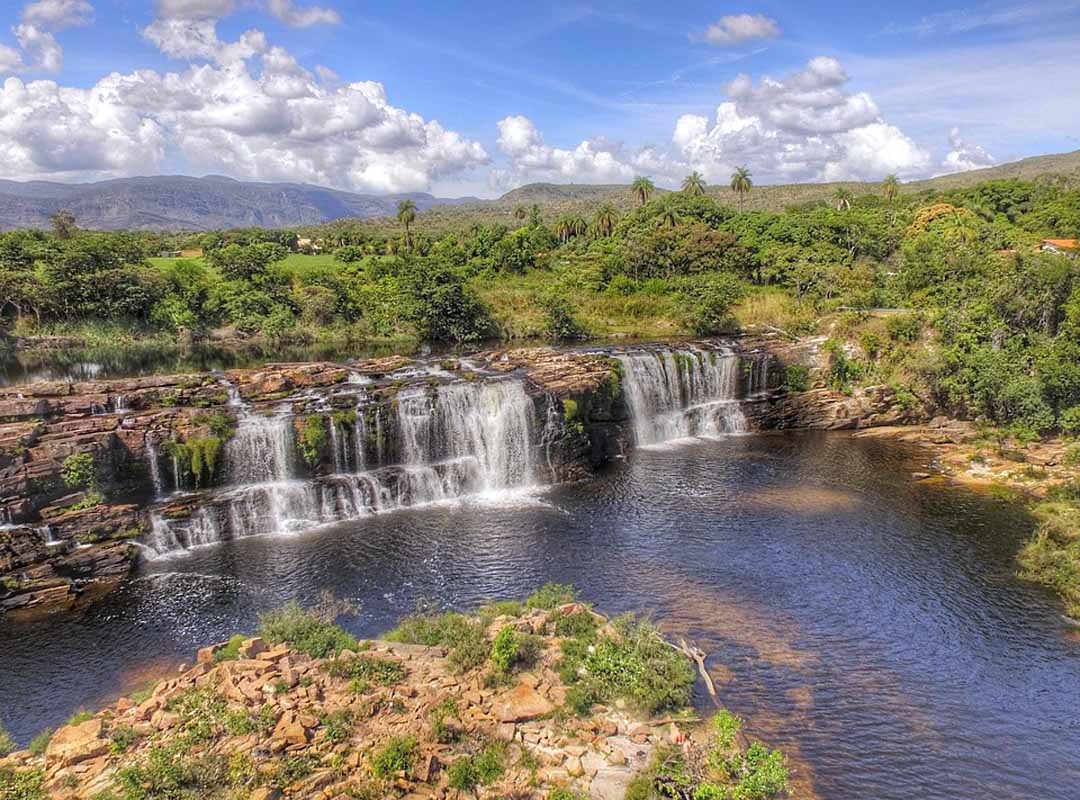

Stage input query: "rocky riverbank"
[
  {"left": 0, "top": 590, "right": 790, "bottom": 800},
  {"left": 1, "top": 336, "right": 928, "bottom": 616}
]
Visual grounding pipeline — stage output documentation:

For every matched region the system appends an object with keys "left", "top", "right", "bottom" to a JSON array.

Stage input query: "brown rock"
[
  {"left": 271, "top": 711, "right": 309, "bottom": 748},
  {"left": 492, "top": 682, "right": 554, "bottom": 723},
  {"left": 45, "top": 719, "right": 107, "bottom": 766}
]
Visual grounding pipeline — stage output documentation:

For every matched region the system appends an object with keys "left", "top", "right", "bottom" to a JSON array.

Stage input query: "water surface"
[{"left": 1, "top": 433, "right": 1077, "bottom": 799}]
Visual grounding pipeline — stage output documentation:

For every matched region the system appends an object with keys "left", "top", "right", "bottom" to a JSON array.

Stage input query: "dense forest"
[{"left": 2, "top": 176, "right": 1079, "bottom": 438}]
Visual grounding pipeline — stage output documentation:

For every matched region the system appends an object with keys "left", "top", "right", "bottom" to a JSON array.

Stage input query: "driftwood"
[{"left": 677, "top": 638, "right": 720, "bottom": 707}]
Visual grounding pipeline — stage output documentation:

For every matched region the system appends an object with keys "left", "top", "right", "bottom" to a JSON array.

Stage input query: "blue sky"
[{"left": 1, "top": 0, "right": 1078, "bottom": 196}]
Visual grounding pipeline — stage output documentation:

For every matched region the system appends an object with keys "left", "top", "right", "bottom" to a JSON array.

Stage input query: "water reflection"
[{"left": 0, "top": 433, "right": 1077, "bottom": 800}]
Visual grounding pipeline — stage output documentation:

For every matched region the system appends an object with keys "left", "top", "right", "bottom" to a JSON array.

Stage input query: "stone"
[
  {"left": 492, "top": 682, "right": 555, "bottom": 723},
  {"left": 239, "top": 637, "right": 267, "bottom": 659},
  {"left": 271, "top": 711, "right": 309, "bottom": 748},
  {"left": 45, "top": 718, "right": 107, "bottom": 766},
  {"left": 565, "top": 755, "right": 585, "bottom": 777}
]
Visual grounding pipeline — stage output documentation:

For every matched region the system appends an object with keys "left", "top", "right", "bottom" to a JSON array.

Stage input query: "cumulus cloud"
[
  {"left": 940, "top": 126, "right": 996, "bottom": 173},
  {"left": 266, "top": 0, "right": 340, "bottom": 27},
  {"left": 20, "top": 0, "right": 93, "bottom": 29},
  {"left": 1, "top": 0, "right": 93, "bottom": 74},
  {"left": 693, "top": 13, "right": 780, "bottom": 45},
  {"left": 672, "top": 56, "right": 930, "bottom": 182},
  {"left": 154, "top": 0, "right": 235, "bottom": 20},
  {"left": 0, "top": 50, "right": 488, "bottom": 191},
  {"left": 492, "top": 114, "right": 682, "bottom": 190}
]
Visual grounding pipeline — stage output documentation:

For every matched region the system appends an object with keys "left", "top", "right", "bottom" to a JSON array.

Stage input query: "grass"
[
  {"left": 0, "top": 767, "right": 48, "bottom": 800},
  {"left": 525, "top": 582, "right": 578, "bottom": 610},
  {"left": 370, "top": 736, "right": 417, "bottom": 779},
  {"left": 27, "top": 730, "right": 51, "bottom": 756},
  {"left": 558, "top": 614, "right": 696, "bottom": 715},
  {"left": 1019, "top": 496, "right": 1080, "bottom": 618},
  {"left": 0, "top": 720, "right": 14, "bottom": 756},
  {"left": 213, "top": 634, "right": 245, "bottom": 662},
  {"left": 445, "top": 739, "right": 507, "bottom": 793},
  {"left": 257, "top": 601, "right": 358, "bottom": 658},
  {"left": 383, "top": 611, "right": 488, "bottom": 672},
  {"left": 324, "top": 655, "right": 405, "bottom": 685}
]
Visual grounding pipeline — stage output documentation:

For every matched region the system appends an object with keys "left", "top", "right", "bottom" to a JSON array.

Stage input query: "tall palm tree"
[
  {"left": 592, "top": 204, "right": 619, "bottom": 238},
  {"left": 882, "top": 174, "right": 899, "bottom": 204},
  {"left": 682, "top": 171, "right": 706, "bottom": 196},
  {"left": 631, "top": 176, "right": 654, "bottom": 207},
  {"left": 397, "top": 199, "right": 417, "bottom": 252},
  {"left": 834, "top": 187, "right": 853, "bottom": 211},
  {"left": 657, "top": 200, "right": 680, "bottom": 229},
  {"left": 730, "top": 167, "right": 752, "bottom": 211}
]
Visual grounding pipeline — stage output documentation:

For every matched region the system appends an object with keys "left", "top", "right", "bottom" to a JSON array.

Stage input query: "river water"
[{"left": 1, "top": 432, "right": 1078, "bottom": 799}]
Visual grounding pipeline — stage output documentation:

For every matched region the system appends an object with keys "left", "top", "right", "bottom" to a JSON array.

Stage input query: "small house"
[{"left": 1039, "top": 239, "right": 1077, "bottom": 254}]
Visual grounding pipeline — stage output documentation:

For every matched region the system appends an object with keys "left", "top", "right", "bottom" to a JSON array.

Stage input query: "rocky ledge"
[{"left": 0, "top": 592, "right": 791, "bottom": 800}]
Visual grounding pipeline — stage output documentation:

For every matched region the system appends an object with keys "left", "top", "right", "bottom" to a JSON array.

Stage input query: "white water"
[
  {"left": 617, "top": 348, "right": 747, "bottom": 445},
  {"left": 145, "top": 377, "right": 539, "bottom": 557},
  {"left": 145, "top": 435, "right": 164, "bottom": 498}
]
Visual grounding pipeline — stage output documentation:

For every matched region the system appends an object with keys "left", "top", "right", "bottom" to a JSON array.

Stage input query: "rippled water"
[{"left": 2, "top": 433, "right": 1078, "bottom": 799}]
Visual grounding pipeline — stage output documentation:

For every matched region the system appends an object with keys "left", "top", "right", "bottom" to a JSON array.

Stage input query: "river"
[{"left": 1, "top": 431, "right": 1077, "bottom": 799}]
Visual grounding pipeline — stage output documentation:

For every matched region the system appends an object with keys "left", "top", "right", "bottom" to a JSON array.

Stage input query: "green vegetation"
[
  {"left": 525, "top": 581, "right": 578, "bottom": 609},
  {"left": 0, "top": 766, "right": 47, "bottom": 800},
  {"left": 166, "top": 436, "right": 224, "bottom": 488},
  {"left": 212, "top": 634, "right": 245, "bottom": 662},
  {"left": 558, "top": 614, "right": 696, "bottom": 715},
  {"left": 61, "top": 452, "right": 98, "bottom": 491},
  {"left": 370, "top": 735, "right": 417, "bottom": 778},
  {"left": 296, "top": 416, "right": 328, "bottom": 468},
  {"left": 488, "top": 625, "right": 541, "bottom": 677},
  {"left": 1019, "top": 487, "right": 1080, "bottom": 617},
  {"left": 257, "top": 601, "right": 358, "bottom": 658},
  {"left": 628, "top": 710, "right": 788, "bottom": 800},
  {"left": 383, "top": 611, "right": 488, "bottom": 672},
  {"left": 0, "top": 719, "right": 13, "bottom": 756},
  {"left": 445, "top": 739, "right": 507, "bottom": 793},
  {"left": 324, "top": 655, "right": 405, "bottom": 685}
]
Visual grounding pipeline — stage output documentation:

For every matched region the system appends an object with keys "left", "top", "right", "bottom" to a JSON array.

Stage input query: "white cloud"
[
  {"left": 154, "top": 0, "right": 235, "bottom": 20},
  {"left": 693, "top": 13, "right": 780, "bottom": 45},
  {"left": 0, "top": 51, "right": 488, "bottom": 192},
  {"left": 14, "top": 24, "right": 63, "bottom": 72},
  {"left": 672, "top": 56, "right": 930, "bottom": 182},
  {"left": 0, "top": 44, "right": 25, "bottom": 73},
  {"left": 20, "top": 0, "right": 93, "bottom": 29},
  {"left": 940, "top": 127, "right": 996, "bottom": 173},
  {"left": 142, "top": 18, "right": 267, "bottom": 63},
  {"left": 492, "top": 114, "right": 684, "bottom": 190},
  {"left": 266, "top": 0, "right": 340, "bottom": 27}
]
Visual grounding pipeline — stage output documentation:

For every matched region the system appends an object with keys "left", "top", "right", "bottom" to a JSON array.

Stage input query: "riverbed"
[{"left": 1, "top": 432, "right": 1077, "bottom": 799}]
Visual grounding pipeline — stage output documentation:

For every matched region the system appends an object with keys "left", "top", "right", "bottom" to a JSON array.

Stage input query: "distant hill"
[
  {"left": 0, "top": 175, "right": 478, "bottom": 232},
  {"left": 1, "top": 150, "right": 1076, "bottom": 233}
]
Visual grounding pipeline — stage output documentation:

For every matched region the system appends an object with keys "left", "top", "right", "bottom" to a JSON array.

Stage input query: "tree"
[
  {"left": 834, "top": 187, "right": 853, "bottom": 211},
  {"left": 513, "top": 205, "right": 527, "bottom": 224},
  {"left": 656, "top": 202, "right": 680, "bottom": 229},
  {"left": 554, "top": 214, "right": 587, "bottom": 244},
  {"left": 592, "top": 204, "right": 619, "bottom": 238},
  {"left": 631, "top": 176, "right": 654, "bottom": 207},
  {"left": 682, "top": 172, "right": 706, "bottom": 196},
  {"left": 730, "top": 167, "right": 752, "bottom": 211},
  {"left": 397, "top": 199, "right": 417, "bottom": 253},
  {"left": 51, "top": 210, "right": 78, "bottom": 240},
  {"left": 882, "top": 174, "right": 900, "bottom": 203}
]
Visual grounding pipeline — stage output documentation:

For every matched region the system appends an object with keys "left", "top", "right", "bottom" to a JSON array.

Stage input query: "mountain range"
[{"left": 0, "top": 150, "right": 1077, "bottom": 232}]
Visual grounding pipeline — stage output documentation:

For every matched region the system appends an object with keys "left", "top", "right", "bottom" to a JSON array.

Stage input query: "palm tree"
[
  {"left": 834, "top": 187, "right": 853, "bottom": 211},
  {"left": 51, "top": 209, "right": 77, "bottom": 240},
  {"left": 882, "top": 174, "right": 899, "bottom": 204},
  {"left": 513, "top": 205, "right": 527, "bottom": 224},
  {"left": 592, "top": 204, "right": 619, "bottom": 238},
  {"left": 657, "top": 201, "right": 680, "bottom": 229},
  {"left": 631, "top": 176, "right": 654, "bottom": 207},
  {"left": 730, "top": 167, "right": 752, "bottom": 211},
  {"left": 397, "top": 199, "right": 417, "bottom": 252},
  {"left": 682, "top": 172, "right": 706, "bottom": 196}
]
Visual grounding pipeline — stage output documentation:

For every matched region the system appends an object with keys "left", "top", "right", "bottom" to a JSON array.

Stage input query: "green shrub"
[
  {"left": 107, "top": 724, "right": 140, "bottom": 755},
  {"left": 0, "top": 767, "right": 47, "bottom": 800},
  {"left": 320, "top": 709, "right": 355, "bottom": 744},
  {"left": 66, "top": 709, "right": 94, "bottom": 726},
  {"left": 782, "top": 364, "right": 810, "bottom": 392},
  {"left": 258, "top": 601, "right": 358, "bottom": 658},
  {"left": 213, "top": 634, "right": 245, "bottom": 662},
  {"left": 446, "top": 741, "right": 506, "bottom": 792},
  {"left": 525, "top": 582, "right": 578, "bottom": 610},
  {"left": 0, "top": 720, "right": 14, "bottom": 756},
  {"left": 559, "top": 616, "right": 695, "bottom": 715},
  {"left": 384, "top": 611, "right": 487, "bottom": 671},
  {"left": 885, "top": 314, "right": 921, "bottom": 342},
  {"left": 296, "top": 416, "right": 328, "bottom": 468},
  {"left": 712, "top": 709, "right": 742, "bottom": 750},
  {"left": 116, "top": 741, "right": 231, "bottom": 800},
  {"left": 27, "top": 730, "right": 51, "bottom": 756},
  {"left": 61, "top": 452, "right": 98, "bottom": 490},
  {"left": 553, "top": 608, "right": 599, "bottom": 640},
  {"left": 324, "top": 655, "right": 405, "bottom": 685},
  {"left": 489, "top": 625, "right": 519, "bottom": 675},
  {"left": 1060, "top": 405, "right": 1080, "bottom": 437},
  {"left": 538, "top": 292, "right": 585, "bottom": 340},
  {"left": 430, "top": 699, "right": 461, "bottom": 744},
  {"left": 370, "top": 736, "right": 417, "bottom": 778}
]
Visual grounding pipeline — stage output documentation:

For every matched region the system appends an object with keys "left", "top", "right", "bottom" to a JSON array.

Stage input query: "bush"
[
  {"left": 258, "top": 602, "right": 358, "bottom": 658},
  {"left": 61, "top": 452, "right": 97, "bottom": 490},
  {"left": 27, "top": 730, "right": 51, "bottom": 756},
  {"left": 1060, "top": 405, "right": 1080, "bottom": 437},
  {"left": 446, "top": 741, "right": 506, "bottom": 792},
  {"left": 782, "top": 364, "right": 810, "bottom": 392},
  {"left": 0, "top": 767, "right": 47, "bottom": 800},
  {"left": 370, "top": 736, "right": 417, "bottom": 779},
  {"left": 320, "top": 709, "right": 354, "bottom": 744},
  {"left": 674, "top": 272, "right": 744, "bottom": 335},
  {"left": 0, "top": 720, "right": 13, "bottom": 756},
  {"left": 214, "top": 634, "right": 245, "bottom": 662},
  {"left": 885, "top": 314, "right": 921, "bottom": 342},
  {"left": 324, "top": 655, "right": 405, "bottom": 685},
  {"left": 384, "top": 611, "right": 488, "bottom": 671},
  {"left": 538, "top": 292, "right": 585, "bottom": 340},
  {"left": 525, "top": 582, "right": 578, "bottom": 610},
  {"left": 559, "top": 616, "right": 696, "bottom": 715},
  {"left": 296, "top": 416, "right": 327, "bottom": 468}
]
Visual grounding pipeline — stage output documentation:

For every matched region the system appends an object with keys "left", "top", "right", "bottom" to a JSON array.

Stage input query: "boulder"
[
  {"left": 45, "top": 718, "right": 107, "bottom": 766},
  {"left": 492, "top": 682, "right": 554, "bottom": 723}
]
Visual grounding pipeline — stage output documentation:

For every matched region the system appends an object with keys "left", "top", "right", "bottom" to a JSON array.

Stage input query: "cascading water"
[
  {"left": 617, "top": 347, "right": 748, "bottom": 445},
  {"left": 145, "top": 377, "right": 539, "bottom": 557},
  {"left": 145, "top": 434, "right": 164, "bottom": 498}
]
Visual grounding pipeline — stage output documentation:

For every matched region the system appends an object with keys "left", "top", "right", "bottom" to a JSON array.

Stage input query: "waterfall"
[
  {"left": 617, "top": 347, "right": 747, "bottom": 445},
  {"left": 224, "top": 408, "right": 292, "bottom": 484},
  {"left": 143, "top": 376, "right": 540, "bottom": 557},
  {"left": 145, "top": 434, "right": 164, "bottom": 498}
]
